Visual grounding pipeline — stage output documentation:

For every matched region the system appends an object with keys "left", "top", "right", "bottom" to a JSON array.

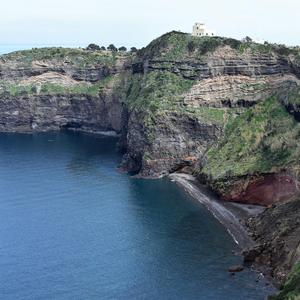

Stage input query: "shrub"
[
  {"left": 130, "top": 47, "right": 138, "bottom": 53},
  {"left": 86, "top": 43, "right": 100, "bottom": 51},
  {"left": 108, "top": 44, "right": 118, "bottom": 52}
]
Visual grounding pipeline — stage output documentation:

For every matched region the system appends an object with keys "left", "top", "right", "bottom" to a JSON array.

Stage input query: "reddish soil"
[{"left": 222, "top": 174, "right": 299, "bottom": 206}]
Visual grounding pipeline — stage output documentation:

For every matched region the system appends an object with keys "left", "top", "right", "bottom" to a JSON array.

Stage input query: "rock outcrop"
[
  {"left": 0, "top": 92, "right": 123, "bottom": 133},
  {"left": 244, "top": 197, "right": 300, "bottom": 285},
  {"left": 0, "top": 48, "right": 129, "bottom": 133},
  {"left": 121, "top": 33, "right": 300, "bottom": 180}
]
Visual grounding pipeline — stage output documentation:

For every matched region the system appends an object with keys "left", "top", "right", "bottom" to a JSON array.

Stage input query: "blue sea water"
[{"left": 0, "top": 132, "right": 275, "bottom": 299}]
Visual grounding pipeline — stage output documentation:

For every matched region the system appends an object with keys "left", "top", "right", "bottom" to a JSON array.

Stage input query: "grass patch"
[
  {"left": 0, "top": 77, "right": 114, "bottom": 97},
  {"left": 126, "top": 71, "right": 194, "bottom": 114},
  {"left": 136, "top": 31, "right": 300, "bottom": 62},
  {"left": 0, "top": 47, "right": 126, "bottom": 68},
  {"left": 202, "top": 96, "right": 300, "bottom": 180},
  {"left": 270, "top": 262, "right": 300, "bottom": 300},
  {"left": 183, "top": 106, "right": 226, "bottom": 125},
  {"left": 137, "top": 31, "right": 237, "bottom": 61},
  {"left": 286, "top": 86, "right": 300, "bottom": 106}
]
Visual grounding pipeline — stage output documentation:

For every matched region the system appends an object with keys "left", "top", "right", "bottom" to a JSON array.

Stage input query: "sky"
[{"left": 0, "top": 0, "right": 299, "bottom": 49}]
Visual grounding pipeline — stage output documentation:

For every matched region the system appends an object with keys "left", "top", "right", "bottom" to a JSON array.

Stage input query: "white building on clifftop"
[{"left": 192, "top": 23, "right": 216, "bottom": 37}]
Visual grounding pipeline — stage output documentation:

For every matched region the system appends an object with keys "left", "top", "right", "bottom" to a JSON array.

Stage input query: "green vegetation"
[
  {"left": 183, "top": 106, "right": 226, "bottom": 125},
  {"left": 86, "top": 43, "right": 101, "bottom": 51},
  {"left": 126, "top": 71, "right": 194, "bottom": 114},
  {"left": 238, "top": 42, "right": 273, "bottom": 54},
  {"left": 130, "top": 47, "right": 138, "bottom": 53},
  {"left": 137, "top": 31, "right": 242, "bottom": 61},
  {"left": 0, "top": 47, "right": 125, "bottom": 68},
  {"left": 270, "top": 262, "right": 300, "bottom": 300},
  {"left": 118, "top": 46, "right": 127, "bottom": 52},
  {"left": 0, "top": 77, "right": 113, "bottom": 97},
  {"left": 202, "top": 96, "right": 300, "bottom": 180},
  {"left": 126, "top": 69, "right": 232, "bottom": 127},
  {"left": 137, "top": 31, "right": 300, "bottom": 62},
  {"left": 107, "top": 44, "right": 118, "bottom": 52},
  {"left": 286, "top": 86, "right": 300, "bottom": 106}
]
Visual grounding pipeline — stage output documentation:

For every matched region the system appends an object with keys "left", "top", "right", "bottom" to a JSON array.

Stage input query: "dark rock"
[
  {"left": 243, "top": 245, "right": 264, "bottom": 263},
  {"left": 228, "top": 265, "right": 244, "bottom": 273},
  {"left": 245, "top": 197, "right": 300, "bottom": 285}
]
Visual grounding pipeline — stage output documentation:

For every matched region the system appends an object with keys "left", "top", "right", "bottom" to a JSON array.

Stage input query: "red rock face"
[{"left": 222, "top": 174, "right": 300, "bottom": 206}]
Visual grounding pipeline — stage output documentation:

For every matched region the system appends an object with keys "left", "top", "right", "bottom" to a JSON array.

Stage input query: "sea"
[{"left": 0, "top": 131, "right": 276, "bottom": 299}]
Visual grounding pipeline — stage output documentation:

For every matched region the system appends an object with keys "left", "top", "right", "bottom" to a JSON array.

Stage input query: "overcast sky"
[{"left": 1, "top": 0, "right": 299, "bottom": 48}]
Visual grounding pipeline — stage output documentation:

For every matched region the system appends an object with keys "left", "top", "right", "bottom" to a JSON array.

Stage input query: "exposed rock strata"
[
  {"left": 123, "top": 37, "right": 300, "bottom": 177},
  {"left": 0, "top": 51, "right": 129, "bottom": 133},
  {"left": 0, "top": 92, "right": 123, "bottom": 133},
  {"left": 0, "top": 55, "right": 130, "bottom": 82},
  {"left": 133, "top": 46, "right": 300, "bottom": 80},
  {"left": 183, "top": 74, "right": 299, "bottom": 108},
  {"left": 244, "top": 197, "right": 300, "bottom": 285},
  {"left": 122, "top": 111, "right": 220, "bottom": 176}
]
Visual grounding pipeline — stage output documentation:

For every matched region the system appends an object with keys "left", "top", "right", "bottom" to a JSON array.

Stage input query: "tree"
[
  {"left": 118, "top": 46, "right": 127, "bottom": 52},
  {"left": 130, "top": 47, "right": 138, "bottom": 53},
  {"left": 107, "top": 44, "right": 118, "bottom": 52},
  {"left": 100, "top": 46, "right": 106, "bottom": 51},
  {"left": 244, "top": 36, "right": 252, "bottom": 43},
  {"left": 86, "top": 43, "right": 100, "bottom": 51}
]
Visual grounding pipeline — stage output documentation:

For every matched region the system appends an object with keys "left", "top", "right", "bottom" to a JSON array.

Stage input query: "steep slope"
[
  {"left": 121, "top": 32, "right": 300, "bottom": 178},
  {"left": 0, "top": 48, "right": 130, "bottom": 133},
  {"left": 244, "top": 197, "right": 300, "bottom": 284},
  {"left": 199, "top": 94, "right": 300, "bottom": 205}
]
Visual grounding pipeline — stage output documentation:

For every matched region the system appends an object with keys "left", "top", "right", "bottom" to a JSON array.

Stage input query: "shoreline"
[{"left": 169, "top": 173, "right": 265, "bottom": 250}]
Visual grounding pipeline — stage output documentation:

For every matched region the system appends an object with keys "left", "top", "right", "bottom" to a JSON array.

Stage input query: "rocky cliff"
[
  {"left": 122, "top": 32, "right": 300, "bottom": 181},
  {"left": 1, "top": 32, "right": 300, "bottom": 298},
  {"left": 0, "top": 48, "right": 130, "bottom": 133}
]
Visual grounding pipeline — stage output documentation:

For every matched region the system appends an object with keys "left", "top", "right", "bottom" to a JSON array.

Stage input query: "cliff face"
[
  {"left": 121, "top": 33, "right": 300, "bottom": 182},
  {"left": 2, "top": 34, "right": 299, "bottom": 191},
  {"left": 0, "top": 92, "right": 122, "bottom": 133},
  {"left": 244, "top": 197, "right": 300, "bottom": 285},
  {"left": 0, "top": 48, "right": 130, "bottom": 133},
  {"left": 1, "top": 33, "right": 300, "bottom": 293}
]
